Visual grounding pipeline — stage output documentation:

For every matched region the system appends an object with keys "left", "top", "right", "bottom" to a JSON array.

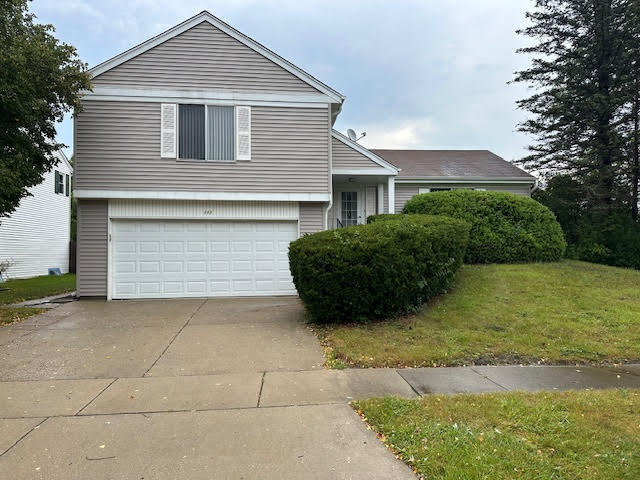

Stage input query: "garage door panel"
[
  {"left": 112, "top": 220, "right": 298, "bottom": 299},
  {"left": 140, "top": 282, "right": 161, "bottom": 295},
  {"left": 187, "top": 223, "right": 207, "bottom": 232}
]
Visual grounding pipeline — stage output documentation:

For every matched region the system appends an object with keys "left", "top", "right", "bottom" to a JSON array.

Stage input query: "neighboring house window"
[
  {"left": 65, "top": 174, "right": 70, "bottom": 197},
  {"left": 54, "top": 170, "right": 64, "bottom": 194},
  {"left": 418, "top": 188, "right": 452, "bottom": 194},
  {"left": 419, "top": 187, "right": 485, "bottom": 194},
  {"left": 177, "top": 104, "right": 236, "bottom": 161}
]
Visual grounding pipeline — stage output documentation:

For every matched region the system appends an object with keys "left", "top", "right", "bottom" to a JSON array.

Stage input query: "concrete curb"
[{"left": 10, "top": 291, "right": 76, "bottom": 308}]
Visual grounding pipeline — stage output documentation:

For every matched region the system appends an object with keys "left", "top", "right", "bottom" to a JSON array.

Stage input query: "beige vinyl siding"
[
  {"left": 92, "top": 22, "right": 320, "bottom": 94},
  {"left": 394, "top": 183, "right": 533, "bottom": 212},
  {"left": 77, "top": 199, "right": 108, "bottom": 297},
  {"left": 74, "top": 101, "right": 330, "bottom": 193},
  {"left": 299, "top": 202, "right": 325, "bottom": 234},
  {"left": 331, "top": 137, "right": 381, "bottom": 169},
  {"left": 383, "top": 184, "right": 389, "bottom": 214}
]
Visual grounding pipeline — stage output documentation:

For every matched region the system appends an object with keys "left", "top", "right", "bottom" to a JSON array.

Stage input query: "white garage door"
[{"left": 111, "top": 220, "right": 297, "bottom": 299}]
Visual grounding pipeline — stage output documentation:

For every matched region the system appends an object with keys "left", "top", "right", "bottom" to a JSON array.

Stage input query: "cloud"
[{"left": 356, "top": 118, "right": 438, "bottom": 150}]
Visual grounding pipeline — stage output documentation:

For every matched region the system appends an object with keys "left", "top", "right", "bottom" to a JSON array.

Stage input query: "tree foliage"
[
  {"left": 514, "top": 0, "right": 640, "bottom": 215},
  {"left": 0, "top": 0, "right": 90, "bottom": 217},
  {"left": 534, "top": 175, "right": 640, "bottom": 269}
]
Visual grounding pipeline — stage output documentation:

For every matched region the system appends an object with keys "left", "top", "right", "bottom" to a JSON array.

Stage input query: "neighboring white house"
[{"left": 0, "top": 151, "right": 73, "bottom": 279}]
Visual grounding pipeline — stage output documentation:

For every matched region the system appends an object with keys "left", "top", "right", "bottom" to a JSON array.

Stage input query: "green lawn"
[
  {"left": 0, "top": 273, "right": 75, "bottom": 305},
  {"left": 0, "top": 274, "right": 75, "bottom": 326},
  {"left": 320, "top": 261, "right": 640, "bottom": 367},
  {"left": 355, "top": 389, "right": 640, "bottom": 480},
  {"left": 0, "top": 306, "right": 44, "bottom": 326}
]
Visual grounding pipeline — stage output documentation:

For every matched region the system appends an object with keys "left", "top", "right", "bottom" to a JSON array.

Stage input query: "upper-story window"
[
  {"left": 161, "top": 103, "right": 251, "bottom": 162},
  {"left": 54, "top": 170, "right": 69, "bottom": 195},
  {"left": 179, "top": 104, "right": 235, "bottom": 161}
]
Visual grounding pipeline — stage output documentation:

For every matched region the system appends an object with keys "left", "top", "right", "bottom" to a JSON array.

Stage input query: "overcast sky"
[{"left": 32, "top": 0, "right": 535, "bottom": 162}]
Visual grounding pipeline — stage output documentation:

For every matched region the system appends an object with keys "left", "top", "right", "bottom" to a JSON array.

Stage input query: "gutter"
[
  {"left": 530, "top": 178, "right": 539, "bottom": 195},
  {"left": 394, "top": 176, "right": 537, "bottom": 184}
]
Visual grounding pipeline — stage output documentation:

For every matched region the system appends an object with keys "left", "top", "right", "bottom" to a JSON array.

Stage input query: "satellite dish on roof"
[{"left": 346, "top": 129, "right": 367, "bottom": 142}]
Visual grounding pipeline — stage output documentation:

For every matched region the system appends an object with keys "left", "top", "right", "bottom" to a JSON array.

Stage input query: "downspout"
[
  {"left": 324, "top": 104, "right": 333, "bottom": 230},
  {"left": 530, "top": 178, "right": 539, "bottom": 195}
]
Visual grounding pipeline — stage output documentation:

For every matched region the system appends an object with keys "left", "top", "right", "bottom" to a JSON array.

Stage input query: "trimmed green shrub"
[
  {"left": 366, "top": 213, "right": 404, "bottom": 224},
  {"left": 289, "top": 215, "right": 470, "bottom": 323},
  {"left": 368, "top": 213, "right": 422, "bottom": 224},
  {"left": 533, "top": 176, "right": 640, "bottom": 270},
  {"left": 402, "top": 190, "right": 566, "bottom": 263},
  {"left": 566, "top": 213, "right": 640, "bottom": 270}
]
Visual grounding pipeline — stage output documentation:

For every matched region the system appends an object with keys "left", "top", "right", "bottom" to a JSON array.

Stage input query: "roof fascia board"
[
  {"left": 74, "top": 190, "right": 331, "bottom": 202},
  {"left": 331, "top": 130, "right": 399, "bottom": 174},
  {"left": 332, "top": 168, "right": 396, "bottom": 176},
  {"left": 54, "top": 150, "right": 73, "bottom": 172},
  {"left": 82, "top": 86, "right": 334, "bottom": 106},
  {"left": 89, "top": 11, "right": 344, "bottom": 104}
]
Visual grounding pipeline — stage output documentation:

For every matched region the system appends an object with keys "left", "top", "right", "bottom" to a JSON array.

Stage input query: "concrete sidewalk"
[
  {"left": 1, "top": 366, "right": 638, "bottom": 479},
  {"left": 1, "top": 364, "right": 638, "bottom": 421}
]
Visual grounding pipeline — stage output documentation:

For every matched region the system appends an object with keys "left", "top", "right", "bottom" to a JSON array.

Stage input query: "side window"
[
  {"left": 54, "top": 170, "right": 64, "bottom": 194},
  {"left": 65, "top": 174, "right": 70, "bottom": 197},
  {"left": 430, "top": 188, "right": 453, "bottom": 192}
]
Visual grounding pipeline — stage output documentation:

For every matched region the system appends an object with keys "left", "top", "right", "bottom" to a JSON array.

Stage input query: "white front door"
[{"left": 111, "top": 219, "right": 297, "bottom": 299}]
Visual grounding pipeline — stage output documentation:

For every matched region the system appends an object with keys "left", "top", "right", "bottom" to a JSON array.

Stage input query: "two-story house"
[
  {"left": 74, "top": 11, "right": 535, "bottom": 300},
  {"left": 0, "top": 150, "right": 73, "bottom": 279}
]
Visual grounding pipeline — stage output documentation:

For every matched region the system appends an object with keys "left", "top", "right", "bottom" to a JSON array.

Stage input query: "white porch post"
[
  {"left": 377, "top": 183, "right": 384, "bottom": 214},
  {"left": 387, "top": 176, "right": 395, "bottom": 214}
]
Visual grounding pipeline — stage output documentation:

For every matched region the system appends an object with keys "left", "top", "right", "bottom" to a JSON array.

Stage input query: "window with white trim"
[
  {"left": 162, "top": 103, "right": 251, "bottom": 162},
  {"left": 419, "top": 187, "right": 485, "bottom": 194},
  {"left": 54, "top": 170, "right": 64, "bottom": 194}
]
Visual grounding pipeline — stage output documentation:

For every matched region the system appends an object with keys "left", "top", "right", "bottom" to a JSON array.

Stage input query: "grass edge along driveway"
[
  {"left": 0, "top": 273, "right": 75, "bottom": 325},
  {"left": 320, "top": 261, "right": 640, "bottom": 368},
  {"left": 354, "top": 389, "right": 640, "bottom": 480}
]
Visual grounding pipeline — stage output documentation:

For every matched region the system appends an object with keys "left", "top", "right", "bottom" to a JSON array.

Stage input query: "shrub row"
[
  {"left": 402, "top": 190, "right": 566, "bottom": 263},
  {"left": 289, "top": 215, "right": 470, "bottom": 323}
]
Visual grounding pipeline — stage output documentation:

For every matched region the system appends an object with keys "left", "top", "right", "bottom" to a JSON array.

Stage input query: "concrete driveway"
[{"left": 0, "top": 298, "right": 415, "bottom": 479}]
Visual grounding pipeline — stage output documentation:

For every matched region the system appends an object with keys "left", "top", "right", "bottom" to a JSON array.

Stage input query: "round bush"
[
  {"left": 402, "top": 190, "right": 566, "bottom": 263},
  {"left": 288, "top": 215, "right": 470, "bottom": 323}
]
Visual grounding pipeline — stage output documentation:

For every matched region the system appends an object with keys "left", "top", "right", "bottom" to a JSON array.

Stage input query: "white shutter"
[
  {"left": 161, "top": 103, "right": 177, "bottom": 158},
  {"left": 235, "top": 106, "right": 251, "bottom": 161}
]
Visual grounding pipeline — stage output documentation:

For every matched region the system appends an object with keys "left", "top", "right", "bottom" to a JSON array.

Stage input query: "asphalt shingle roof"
[{"left": 370, "top": 149, "right": 534, "bottom": 179}]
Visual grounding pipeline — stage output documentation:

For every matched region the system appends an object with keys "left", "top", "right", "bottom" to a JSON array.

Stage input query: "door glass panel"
[{"left": 341, "top": 191, "right": 358, "bottom": 226}]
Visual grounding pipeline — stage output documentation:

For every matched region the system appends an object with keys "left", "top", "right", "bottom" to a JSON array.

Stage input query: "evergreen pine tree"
[{"left": 514, "top": 0, "right": 631, "bottom": 213}]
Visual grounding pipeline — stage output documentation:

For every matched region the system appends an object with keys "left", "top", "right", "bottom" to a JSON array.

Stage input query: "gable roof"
[
  {"left": 332, "top": 131, "right": 398, "bottom": 174},
  {"left": 54, "top": 149, "right": 73, "bottom": 173},
  {"left": 89, "top": 10, "right": 344, "bottom": 104},
  {"left": 371, "top": 150, "right": 534, "bottom": 181}
]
